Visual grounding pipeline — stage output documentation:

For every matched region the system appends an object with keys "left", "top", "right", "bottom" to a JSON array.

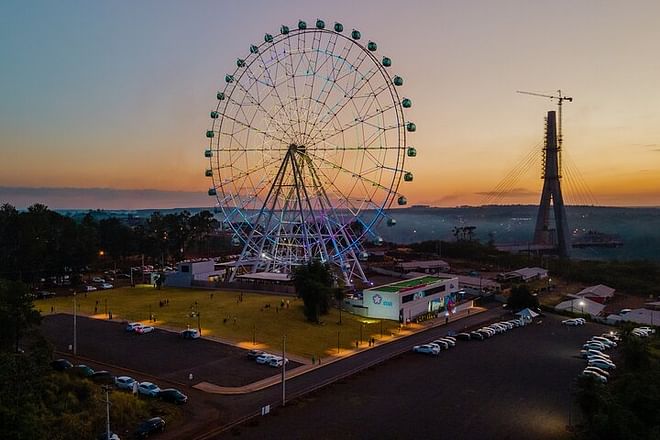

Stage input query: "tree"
[
  {"left": 506, "top": 284, "right": 539, "bottom": 311},
  {"left": 0, "top": 279, "right": 41, "bottom": 352},
  {"left": 291, "top": 261, "right": 334, "bottom": 323}
]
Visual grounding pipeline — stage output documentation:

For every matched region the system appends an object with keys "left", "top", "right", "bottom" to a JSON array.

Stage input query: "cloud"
[
  {"left": 474, "top": 187, "right": 537, "bottom": 197},
  {"left": 0, "top": 187, "right": 212, "bottom": 210}
]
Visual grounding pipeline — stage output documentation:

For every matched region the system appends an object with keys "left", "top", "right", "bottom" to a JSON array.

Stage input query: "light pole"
[
  {"left": 282, "top": 334, "right": 286, "bottom": 407},
  {"left": 359, "top": 323, "right": 363, "bottom": 345},
  {"left": 102, "top": 385, "right": 112, "bottom": 440},
  {"left": 252, "top": 323, "right": 256, "bottom": 345},
  {"left": 337, "top": 331, "right": 340, "bottom": 354},
  {"left": 73, "top": 291, "right": 77, "bottom": 356},
  {"left": 579, "top": 300, "right": 585, "bottom": 315}
]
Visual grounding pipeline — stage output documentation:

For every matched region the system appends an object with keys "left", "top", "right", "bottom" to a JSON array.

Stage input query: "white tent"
[{"left": 516, "top": 308, "right": 540, "bottom": 320}]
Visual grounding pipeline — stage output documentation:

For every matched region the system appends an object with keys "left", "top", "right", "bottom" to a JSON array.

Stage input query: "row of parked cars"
[
  {"left": 247, "top": 349, "right": 289, "bottom": 367},
  {"left": 578, "top": 331, "right": 620, "bottom": 383},
  {"left": 50, "top": 358, "right": 187, "bottom": 439},
  {"left": 454, "top": 317, "right": 528, "bottom": 342},
  {"left": 125, "top": 322, "right": 155, "bottom": 334},
  {"left": 412, "top": 335, "right": 457, "bottom": 355},
  {"left": 632, "top": 326, "right": 656, "bottom": 337}
]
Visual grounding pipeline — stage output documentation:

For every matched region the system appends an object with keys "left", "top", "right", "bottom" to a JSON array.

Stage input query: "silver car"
[{"left": 115, "top": 375, "right": 136, "bottom": 390}]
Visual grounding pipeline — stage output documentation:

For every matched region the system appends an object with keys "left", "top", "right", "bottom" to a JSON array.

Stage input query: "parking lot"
[
  {"left": 42, "top": 314, "right": 301, "bottom": 387},
  {"left": 228, "top": 313, "right": 610, "bottom": 440}
]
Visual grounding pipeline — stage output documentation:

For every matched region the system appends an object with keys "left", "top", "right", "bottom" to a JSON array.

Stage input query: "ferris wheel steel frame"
[{"left": 204, "top": 19, "right": 416, "bottom": 286}]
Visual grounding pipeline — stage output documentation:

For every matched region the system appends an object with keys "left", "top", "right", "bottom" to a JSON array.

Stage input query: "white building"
[
  {"left": 164, "top": 259, "right": 224, "bottom": 287},
  {"left": 348, "top": 275, "right": 467, "bottom": 322},
  {"left": 569, "top": 284, "right": 615, "bottom": 303},
  {"left": 499, "top": 267, "right": 548, "bottom": 282},
  {"left": 555, "top": 297, "right": 605, "bottom": 317},
  {"left": 396, "top": 260, "right": 451, "bottom": 274}
]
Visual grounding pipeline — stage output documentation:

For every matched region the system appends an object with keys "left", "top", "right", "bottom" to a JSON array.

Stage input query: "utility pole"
[{"left": 282, "top": 335, "right": 286, "bottom": 406}]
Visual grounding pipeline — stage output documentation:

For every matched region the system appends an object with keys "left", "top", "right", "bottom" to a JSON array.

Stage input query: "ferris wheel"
[{"left": 204, "top": 19, "right": 416, "bottom": 285}]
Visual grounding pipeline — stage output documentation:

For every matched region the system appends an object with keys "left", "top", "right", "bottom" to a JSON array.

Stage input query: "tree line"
[{"left": 0, "top": 203, "right": 221, "bottom": 285}]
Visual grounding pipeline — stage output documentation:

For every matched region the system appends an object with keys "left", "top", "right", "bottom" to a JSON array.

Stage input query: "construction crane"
[{"left": 516, "top": 90, "right": 573, "bottom": 149}]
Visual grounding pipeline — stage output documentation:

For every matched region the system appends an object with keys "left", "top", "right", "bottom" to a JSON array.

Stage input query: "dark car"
[
  {"left": 91, "top": 370, "right": 115, "bottom": 385},
  {"left": 469, "top": 331, "right": 485, "bottom": 341},
  {"left": 51, "top": 358, "right": 73, "bottom": 371},
  {"left": 456, "top": 333, "right": 471, "bottom": 341},
  {"left": 69, "top": 364, "right": 95, "bottom": 377},
  {"left": 181, "top": 329, "right": 200, "bottom": 340},
  {"left": 247, "top": 349, "right": 265, "bottom": 359},
  {"left": 135, "top": 417, "right": 165, "bottom": 438},
  {"left": 157, "top": 388, "right": 188, "bottom": 405}
]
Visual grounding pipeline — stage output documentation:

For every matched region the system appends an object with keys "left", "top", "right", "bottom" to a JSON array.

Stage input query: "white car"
[
  {"left": 584, "top": 366, "right": 610, "bottom": 378},
  {"left": 82, "top": 285, "right": 97, "bottom": 292},
  {"left": 443, "top": 336, "right": 457, "bottom": 344},
  {"left": 137, "top": 382, "right": 161, "bottom": 397},
  {"left": 256, "top": 353, "right": 278, "bottom": 364},
  {"left": 562, "top": 319, "right": 580, "bottom": 326},
  {"left": 412, "top": 344, "right": 440, "bottom": 355},
  {"left": 135, "top": 325, "right": 154, "bottom": 334},
  {"left": 583, "top": 342, "right": 607, "bottom": 351},
  {"left": 115, "top": 376, "right": 136, "bottom": 390},
  {"left": 636, "top": 327, "right": 656, "bottom": 334},
  {"left": 268, "top": 357, "right": 289, "bottom": 367},
  {"left": 588, "top": 359, "right": 616, "bottom": 370},
  {"left": 591, "top": 337, "right": 616, "bottom": 347},
  {"left": 581, "top": 369, "right": 608, "bottom": 383},
  {"left": 92, "top": 277, "right": 105, "bottom": 283},
  {"left": 125, "top": 322, "right": 142, "bottom": 332},
  {"left": 99, "top": 283, "right": 114, "bottom": 289},
  {"left": 632, "top": 329, "right": 650, "bottom": 337}
]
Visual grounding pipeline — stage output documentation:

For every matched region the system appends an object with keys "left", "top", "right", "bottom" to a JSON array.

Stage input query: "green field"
[{"left": 35, "top": 285, "right": 402, "bottom": 358}]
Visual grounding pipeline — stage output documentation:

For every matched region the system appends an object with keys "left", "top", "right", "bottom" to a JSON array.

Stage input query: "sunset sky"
[{"left": 1, "top": 0, "right": 659, "bottom": 209}]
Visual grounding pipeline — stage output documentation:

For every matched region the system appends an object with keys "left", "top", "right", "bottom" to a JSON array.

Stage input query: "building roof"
[
  {"left": 434, "top": 272, "right": 500, "bottom": 290},
  {"left": 369, "top": 275, "right": 451, "bottom": 293},
  {"left": 237, "top": 272, "right": 291, "bottom": 282},
  {"left": 509, "top": 267, "right": 548, "bottom": 279},
  {"left": 575, "top": 284, "right": 615, "bottom": 298},
  {"left": 606, "top": 308, "right": 660, "bottom": 326},
  {"left": 396, "top": 260, "right": 450, "bottom": 271},
  {"left": 554, "top": 298, "right": 605, "bottom": 317}
]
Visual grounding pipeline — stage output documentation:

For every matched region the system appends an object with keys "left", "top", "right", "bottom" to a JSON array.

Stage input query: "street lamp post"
[
  {"left": 282, "top": 335, "right": 286, "bottom": 407},
  {"left": 359, "top": 323, "right": 363, "bottom": 345},
  {"left": 252, "top": 323, "right": 256, "bottom": 346},
  {"left": 337, "top": 331, "right": 340, "bottom": 354},
  {"left": 579, "top": 300, "right": 585, "bottom": 315},
  {"left": 102, "top": 385, "right": 112, "bottom": 440}
]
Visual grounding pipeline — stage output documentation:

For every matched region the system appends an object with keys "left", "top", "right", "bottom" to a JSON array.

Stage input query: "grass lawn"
[{"left": 35, "top": 285, "right": 401, "bottom": 358}]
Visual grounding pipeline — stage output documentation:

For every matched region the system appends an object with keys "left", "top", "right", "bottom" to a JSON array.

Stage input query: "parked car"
[
  {"left": 438, "top": 337, "right": 456, "bottom": 347},
  {"left": 443, "top": 336, "right": 457, "bottom": 344},
  {"left": 581, "top": 369, "right": 608, "bottom": 383},
  {"left": 135, "top": 325, "right": 155, "bottom": 334},
  {"left": 135, "top": 417, "right": 165, "bottom": 438},
  {"left": 456, "top": 333, "right": 471, "bottom": 341},
  {"left": 412, "top": 344, "right": 440, "bottom": 355},
  {"left": 50, "top": 358, "right": 73, "bottom": 371},
  {"left": 99, "top": 283, "right": 114, "bottom": 290},
  {"left": 588, "top": 359, "right": 616, "bottom": 370},
  {"left": 469, "top": 331, "right": 485, "bottom": 341},
  {"left": 115, "top": 376, "right": 136, "bottom": 390},
  {"left": 137, "top": 382, "right": 161, "bottom": 397},
  {"left": 247, "top": 349, "right": 265, "bottom": 359},
  {"left": 636, "top": 326, "right": 656, "bottom": 334},
  {"left": 590, "top": 337, "right": 616, "bottom": 347},
  {"left": 70, "top": 364, "right": 95, "bottom": 377},
  {"left": 92, "top": 277, "right": 105, "bottom": 283},
  {"left": 158, "top": 388, "right": 188, "bottom": 405},
  {"left": 256, "top": 353, "right": 278, "bottom": 364},
  {"left": 91, "top": 370, "right": 115, "bottom": 385},
  {"left": 181, "top": 329, "right": 200, "bottom": 339},
  {"left": 562, "top": 319, "right": 580, "bottom": 326},
  {"left": 268, "top": 357, "right": 290, "bottom": 367},
  {"left": 430, "top": 340, "right": 449, "bottom": 350},
  {"left": 584, "top": 366, "right": 610, "bottom": 378},
  {"left": 125, "top": 322, "right": 142, "bottom": 332},
  {"left": 82, "top": 285, "right": 97, "bottom": 292}
]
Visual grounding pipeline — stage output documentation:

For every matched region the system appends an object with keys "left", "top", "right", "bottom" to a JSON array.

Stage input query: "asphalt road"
[
  {"left": 42, "top": 314, "right": 300, "bottom": 387},
  {"left": 219, "top": 314, "right": 610, "bottom": 440}
]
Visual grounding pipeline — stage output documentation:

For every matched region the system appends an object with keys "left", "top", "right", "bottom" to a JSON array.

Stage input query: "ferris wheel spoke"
[{"left": 213, "top": 112, "right": 289, "bottom": 145}]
